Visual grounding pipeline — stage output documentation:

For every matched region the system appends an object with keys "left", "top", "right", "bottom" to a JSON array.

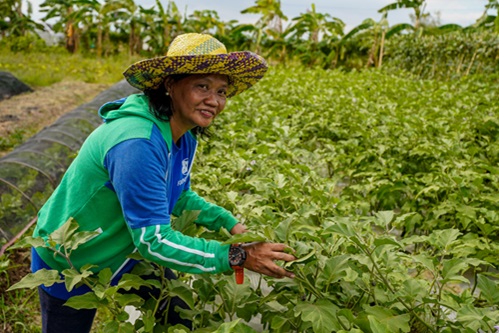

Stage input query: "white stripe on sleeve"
[{"left": 139, "top": 227, "right": 216, "bottom": 272}]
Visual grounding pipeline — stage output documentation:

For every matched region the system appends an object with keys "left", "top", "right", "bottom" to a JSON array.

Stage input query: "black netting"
[
  {"left": 0, "top": 71, "right": 33, "bottom": 101},
  {"left": 0, "top": 80, "right": 139, "bottom": 241}
]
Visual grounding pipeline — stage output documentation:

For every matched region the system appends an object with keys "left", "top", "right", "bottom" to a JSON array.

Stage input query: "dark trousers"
[{"left": 39, "top": 268, "right": 192, "bottom": 333}]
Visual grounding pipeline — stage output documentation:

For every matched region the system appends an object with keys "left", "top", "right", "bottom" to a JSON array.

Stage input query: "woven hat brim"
[{"left": 123, "top": 51, "right": 268, "bottom": 97}]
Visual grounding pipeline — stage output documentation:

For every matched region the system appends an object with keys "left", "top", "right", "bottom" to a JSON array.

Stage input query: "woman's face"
[{"left": 167, "top": 74, "right": 228, "bottom": 133}]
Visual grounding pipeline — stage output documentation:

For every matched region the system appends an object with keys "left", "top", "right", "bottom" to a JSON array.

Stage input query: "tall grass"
[{"left": 0, "top": 44, "right": 141, "bottom": 87}]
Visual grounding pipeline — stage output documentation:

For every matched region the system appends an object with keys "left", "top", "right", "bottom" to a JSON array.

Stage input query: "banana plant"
[
  {"left": 475, "top": 0, "right": 499, "bottom": 33},
  {"left": 105, "top": 0, "right": 143, "bottom": 56},
  {"left": 40, "top": 0, "right": 80, "bottom": 53},
  {"left": 285, "top": 3, "right": 344, "bottom": 67},
  {"left": 378, "top": 0, "right": 428, "bottom": 32},
  {"left": 0, "top": 0, "right": 44, "bottom": 37},
  {"left": 184, "top": 10, "right": 225, "bottom": 36},
  {"left": 240, "top": 0, "right": 288, "bottom": 53}
]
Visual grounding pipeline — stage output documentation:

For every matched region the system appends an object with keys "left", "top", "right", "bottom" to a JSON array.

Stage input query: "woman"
[{"left": 31, "top": 33, "right": 296, "bottom": 332}]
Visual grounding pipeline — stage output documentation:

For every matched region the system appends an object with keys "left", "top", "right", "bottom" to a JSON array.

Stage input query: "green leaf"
[
  {"left": 51, "top": 218, "right": 79, "bottom": 249},
  {"left": 456, "top": 304, "right": 485, "bottom": 324},
  {"left": 98, "top": 267, "right": 113, "bottom": 286},
  {"left": 364, "top": 306, "right": 411, "bottom": 332},
  {"left": 115, "top": 293, "right": 144, "bottom": 307},
  {"left": 167, "top": 324, "right": 190, "bottom": 333},
  {"left": 115, "top": 310, "right": 129, "bottom": 322},
  {"left": 274, "top": 216, "right": 293, "bottom": 242},
  {"left": 325, "top": 220, "right": 355, "bottom": 237},
  {"left": 368, "top": 315, "right": 392, "bottom": 333},
  {"left": 102, "top": 321, "right": 135, "bottom": 333},
  {"left": 102, "top": 321, "right": 119, "bottom": 333},
  {"left": 221, "top": 232, "right": 266, "bottom": 245},
  {"left": 62, "top": 268, "right": 93, "bottom": 292},
  {"left": 283, "top": 249, "right": 316, "bottom": 268},
  {"left": 68, "top": 230, "right": 101, "bottom": 251},
  {"left": 374, "top": 211, "right": 394, "bottom": 227},
  {"left": 117, "top": 273, "right": 154, "bottom": 291},
  {"left": 317, "top": 255, "right": 351, "bottom": 285},
  {"left": 295, "top": 299, "right": 341, "bottom": 333},
  {"left": 9, "top": 236, "right": 47, "bottom": 249},
  {"left": 477, "top": 274, "right": 499, "bottom": 305},
  {"left": 64, "top": 292, "right": 102, "bottom": 309},
  {"left": 171, "top": 210, "right": 200, "bottom": 234},
  {"left": 428, "top": 229, "right": 462, "bottom": 250},
  {"left": 412, "top": 254, "right": 435, "bottom": 272},
  {"left": 264, "top": 300, "right": 288, "bottom": 313},
  {"left": 441, "top": 258, "right": 470, "bottom": 284},
  {"left": 143, "top": 309, "right": 155, "bottom": 332},
  {"left": 0, "top": 258, "right": 10, "bottom": 272},
  {"left": 373, "top": 236, "right": 402, "bottom": 249},
  {"left": 168, "top": 279, "right": 195, "bottom": 310},
  {"left": 397, "top": 279, "right": 426, "bottom": 303},
  {"left": 270, "top": 315, "right": 288, "bottom": 330},
  {"left": 126, "top": 252, "right": 146, "bottom": 261},
  {"left": 219, "top": 277, "right": 253, "bottom": 315},
  {"left": 7, "top": 269, "right": 62, "bottom": 290},
  {"left": 213, "top": 319, "right": 242, "bottom": 333},
  {"left": 337, "top": 309, "right": 356, "bottom": 329}
]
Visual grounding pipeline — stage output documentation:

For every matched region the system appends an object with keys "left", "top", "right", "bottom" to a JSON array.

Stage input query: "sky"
[{"left": 28, "top": 0, "right": 489, "bottom": 33}]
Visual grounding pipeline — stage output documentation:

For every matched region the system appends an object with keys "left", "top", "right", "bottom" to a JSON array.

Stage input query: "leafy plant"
[{"left": 4, "top": 65, "right": 499, "bottom": 332}]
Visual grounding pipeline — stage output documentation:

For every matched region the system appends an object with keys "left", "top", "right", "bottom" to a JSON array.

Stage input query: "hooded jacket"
[{"left": 32, "top": 94, "right": 237, "bottom": 299}]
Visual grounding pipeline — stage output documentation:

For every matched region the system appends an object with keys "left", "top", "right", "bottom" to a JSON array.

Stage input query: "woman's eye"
[
  {"left": 198, "top": 84, "right": 208, "bottom": 90},
  {"left": 218, "top": 90, "right": 227, "bottom": 96}
]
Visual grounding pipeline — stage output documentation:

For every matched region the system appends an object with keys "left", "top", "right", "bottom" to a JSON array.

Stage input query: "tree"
[
  {"left": 140, "top": 0, "right": 183, "bottom": 55},
  {"left": 40, "top": 0, "right": 80, "bottom": 53},
  {"left": 285, "top": 4, "right": 344, "bottom": 67},
  {"left": 222, "top": 21, "right": 256, "bottom": 51},
  {"left": 241, "top": 0, "right": 288, "bottom": 53},
  {"left": 0, "top": 0, "right": 44, "bottom": 37},
  {"left": 341, "top": 14, "right": 414, "bottom": 68},
  {"left": 475, "top": 0, "right": 499, "bottom": 32},
  {"left": 378, "top": 0, "right": 428, "bottom": 31},
  {"left": 286, "top": 3, "right": 344, "bottom": 43},
  {"left": 106, "top": 0, "right": 143, "bottom": 56},
  {"left": 66, "top": 0, "right": 113, "bottom": 56}
]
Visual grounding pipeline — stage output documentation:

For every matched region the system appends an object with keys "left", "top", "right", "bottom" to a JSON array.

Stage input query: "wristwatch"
[
  {"left": 229, "top": 244, "right": 246, "bottom": 284},
  {"left": 228, "top": 244, "right": 246, "bottom": 267}
]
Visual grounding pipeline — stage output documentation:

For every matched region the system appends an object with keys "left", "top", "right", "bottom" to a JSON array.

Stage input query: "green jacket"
[{"left": 34, "top": 94, "right": 237, "bottom": 278}]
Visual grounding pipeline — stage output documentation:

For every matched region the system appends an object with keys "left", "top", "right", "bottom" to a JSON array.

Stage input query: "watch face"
[{"left": 229, "top": 245, "right": 246, "bottom": 267}]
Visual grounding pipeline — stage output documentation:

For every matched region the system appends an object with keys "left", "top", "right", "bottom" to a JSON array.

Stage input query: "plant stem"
[{"left": 360, "top": 243, "right": 437, "bottom": 333}]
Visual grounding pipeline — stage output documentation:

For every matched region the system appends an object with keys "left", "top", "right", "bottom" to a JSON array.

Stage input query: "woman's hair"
[{"left": 143, "top": 74, "right": 209, "bottom": 137}]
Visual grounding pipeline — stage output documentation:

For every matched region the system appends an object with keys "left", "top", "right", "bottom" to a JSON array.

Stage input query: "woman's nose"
[{"left": 204, "top": 91, "right": 223, "bottom": 107}]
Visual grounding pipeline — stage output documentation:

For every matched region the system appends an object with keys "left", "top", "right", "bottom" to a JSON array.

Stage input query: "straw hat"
[{"left": 123, "top": 33, "right": 268, "bottom": 98}]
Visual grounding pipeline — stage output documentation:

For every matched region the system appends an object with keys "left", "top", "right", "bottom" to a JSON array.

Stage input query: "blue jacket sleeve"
[{"left": 104, "top": 136, "right": 231, "bottom": 274}]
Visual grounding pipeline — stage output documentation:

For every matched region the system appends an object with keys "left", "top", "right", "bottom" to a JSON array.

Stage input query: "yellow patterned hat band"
[{"left": 123, "top": 33, "right": 268, "bottom": 98}]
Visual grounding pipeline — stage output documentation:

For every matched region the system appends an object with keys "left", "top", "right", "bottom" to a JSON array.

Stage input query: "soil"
[{"left": 0, "top": 81, "right": 109, "bottom": 157}]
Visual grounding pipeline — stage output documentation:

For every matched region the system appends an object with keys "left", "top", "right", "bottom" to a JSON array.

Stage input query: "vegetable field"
[
  {"left": 3, "top": 65, "right": 499, "bottom": 332},
  {"left": 192, "top": 66, "right": 499, "bottom": 332}
]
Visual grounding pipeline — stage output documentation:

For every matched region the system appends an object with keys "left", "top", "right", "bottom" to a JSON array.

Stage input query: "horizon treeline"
[{"left": 1, "top": 0, "right": 499, "bottom": 78}]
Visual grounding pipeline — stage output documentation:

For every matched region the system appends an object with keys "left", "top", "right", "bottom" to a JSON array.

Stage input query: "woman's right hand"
[{"left": 242, "top": 242, "right": 296, "bottom": 279}]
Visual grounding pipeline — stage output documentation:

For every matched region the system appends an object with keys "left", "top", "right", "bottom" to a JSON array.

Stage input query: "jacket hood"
[
  {"left": 99, "top": 94, "right": 156, "bottom": 122},
  {"left": 98, "top": 93, "right": 175, "bottom": 148}
]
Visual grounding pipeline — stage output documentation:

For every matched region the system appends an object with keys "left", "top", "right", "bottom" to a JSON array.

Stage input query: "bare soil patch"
[{"left": 0, "top": 81, "right": 109, "bottom": 157}]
